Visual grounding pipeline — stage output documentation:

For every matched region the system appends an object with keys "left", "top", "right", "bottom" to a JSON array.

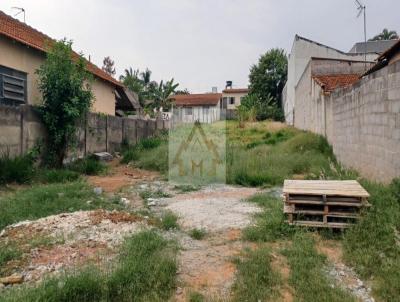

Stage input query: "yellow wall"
[
  {"left": 0, "top": 35, "right": 116, "bottom": 115},
  {"left": 222, "top": 91, "right": 248, "bottom": 109}
]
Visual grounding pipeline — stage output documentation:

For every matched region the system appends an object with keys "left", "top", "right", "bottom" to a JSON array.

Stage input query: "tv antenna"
[
  {"left": 355, "top": 0, "right": 367, "bottom": 70},
  {"left": 12, "top": 7, "right": 25, "bottom": 23}
]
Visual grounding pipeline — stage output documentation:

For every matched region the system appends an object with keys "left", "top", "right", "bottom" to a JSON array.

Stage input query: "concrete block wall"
[
  {"left": 295, "top": 60, "right": 400, "bottom": 183},
  {"left": 0, "top": 105, "right": 168, "bottom": 159}
]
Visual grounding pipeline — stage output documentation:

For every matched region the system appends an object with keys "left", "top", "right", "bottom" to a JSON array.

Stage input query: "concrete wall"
[
  {"left": 0, "top": 35, "right": 117, "bottom": 115},
  {"left": 283, "top": 35, "right": 378, "bottom": 125},
  {"left": 294, "top": 60, "right": 400, "bottom": 183},
  {"left": 222, "top": 91, "right": 248, "bottom": 109},
  {"left": 0, "top": 105, "right": 169, "bottom": 158}
]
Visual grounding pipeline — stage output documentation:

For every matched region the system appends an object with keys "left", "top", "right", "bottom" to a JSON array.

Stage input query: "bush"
[
  {"left": 68, "top": 155, "right": 106, "bottom": 176},
  {"left": 0, "top": 244, "right": 22, "bottom": 272},
  {"left": 0, "top": 153, "right": 35, "bottom": 185}
]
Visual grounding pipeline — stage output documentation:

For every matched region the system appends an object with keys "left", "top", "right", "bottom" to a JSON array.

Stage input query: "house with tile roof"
[
  {"left": 0, "top": 10, "right": 137, "bottom": 116},
  {"left": 169, "top": 93, "right": 222, "bottom": 123},
  {"left": 221, "top": 87, "right": 249, "bottom": 110}
]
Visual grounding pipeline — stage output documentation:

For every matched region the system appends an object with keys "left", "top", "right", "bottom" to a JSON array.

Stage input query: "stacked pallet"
[{"left": 283, "top": 180, "right": 370, "bottom": 229}]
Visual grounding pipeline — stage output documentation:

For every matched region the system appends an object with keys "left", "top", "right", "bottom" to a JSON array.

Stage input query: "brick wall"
[{"left": 0, "top": 105, "right": 169, "bottom": 159}]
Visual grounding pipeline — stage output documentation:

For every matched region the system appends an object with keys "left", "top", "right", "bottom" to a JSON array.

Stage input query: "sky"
[{"left": 0, "top": 0, "right": 399, "bottom": 92}]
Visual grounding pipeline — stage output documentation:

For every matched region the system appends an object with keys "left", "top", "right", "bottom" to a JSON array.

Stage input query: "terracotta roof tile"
[
  {"left": 0, "top": 10, "right": 122, "bottom": 87},
  {"left": 171, "top": 93, "right": 222, "bottom": 106},
  {"left": 222, "top": 88, "right": 249, "bottom": 94},
  {"left": 313, "top": 74, "right": 360, "bottom": 93}
]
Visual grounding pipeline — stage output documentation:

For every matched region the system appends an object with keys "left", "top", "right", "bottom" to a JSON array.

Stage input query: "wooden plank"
[
  {"left": 283, "top": 180, "right": 370, "bottom": 198},
  {"left": 288, "top": 220, "right": 351, "bottom": 229},
  {"left": 292, "top": 210, "right": 359, "bottom": 218},
  {"left": 287, "top": 199, "right": 364, "bottom": 207}
]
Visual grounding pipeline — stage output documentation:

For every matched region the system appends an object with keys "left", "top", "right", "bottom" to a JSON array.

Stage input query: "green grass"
[
  {"left": 188, "top": 291, "right": 205, "bottom": 302},
  {"left": 67, "top": 155, "right": 107, "bottom": 176},
  {"left": 342, "top": 179, "right": 400, "bottom": 301},
  {"left": 232, "top": 247, "right": 281, "bottom": 302},
  {"left": 0, "top": 231, "right": 177, "bottom": 302},
  {"left": 189, "top": 228, "right": 207, "bottom": 240},
  {"left": 283, "top": 233, "right": 355, "bottom": 302},
  {"left": 0, "top": 153, "right": 35, "bottom": 185},
  {"left": 0, "top": 244, "right": 22, "bottom": 272},
  {"left": 37, "top": 169, "right": 81, "bottom": 183},
  {"left": 0, "top": 181, "right": 119, "bottom": 230},
  {"left": 159, "top": 211, "right": 179, "bottom": 231},
  {"left": 243, "top": 193, "right": 295, "bottom": 242},
  {"left": 173, "top": 184, "right": 201, "bottom": 193},
  {"left": 139, "top": 189, "right": 171, "bottom": 201}
]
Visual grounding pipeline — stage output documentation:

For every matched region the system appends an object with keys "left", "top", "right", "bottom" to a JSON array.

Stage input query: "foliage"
[
  {"left": 102, "top": 56, "right": 116, "bottom": 76},
  {"left": 189, "top": 228, "right": 207, "bottom": 240},
  {"left": 248, "top": 48, "right": 287, "bottom": 115},
  {"left": 36, "top": 39, "right": 93, "bottom": 167},
  {"left": 0, "top": 182, "right": 120, "bottom": 230},
  {"left": 232, "top": 247, "right": 281, "bottom": 302},
  {"left": 0, "top": 231, "right": 177, "bottom": 302},
  {"left": 188, "top": 292, "right": 205, "bottom": 302},
  {"left": 238, "top": 93, "right": 284, "bottom": 122},
  {"left": 0, "top": 244, "right": 22, "bottom": 273},
  {"left": 283, "top": 233, "right": 355, "bottom": 302},
  {"left": 67, "top": 155, "right": 107, "bottom": 175},
  {"left": 119, "top": 67, "right": 179, "bottom": 110},
  {"left": 0, "top": 152, "right": 35, "bottom": 185},
  {"left": 369, "top": 28, "right": 399, "bottom": 41},
  {"left": 159, "top": 211, "right": 179, "bottom": 230}
]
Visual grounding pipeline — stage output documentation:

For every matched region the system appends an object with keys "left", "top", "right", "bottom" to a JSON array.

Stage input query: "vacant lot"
[{"left": 0, "top": 120, "right": 398, "bottom": 301}]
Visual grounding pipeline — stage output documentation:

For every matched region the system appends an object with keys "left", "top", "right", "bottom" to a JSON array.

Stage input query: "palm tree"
[
  {"left": 369, "top": 28, "right": 399, "bottom": 41},
  {"left": 140, "top": 68, "right": 152, "bottom": 86},
  {"left": 119, "top": 67, "right": 145, "bottom": 105}
]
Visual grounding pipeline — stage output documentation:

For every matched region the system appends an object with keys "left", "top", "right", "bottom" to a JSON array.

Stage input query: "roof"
[
  {"left": 295, "top": 35, "right": 348, "bottom": 55},
  {"left": 349, "top": 40, "right": 398, "bottom": 54},
  {"left": 363, "top": 39, "right": 400, "bottom": 76},
  {"left": 0, "top": 10, "right": 122, "bottom": 87},
  {"left": 222, "top": 88, "right": 249, "bottom": 94},
  {"left": 171, "top": 93, "right": 222, "bottom": 106},
  {"left": 313, "top": 74, "right": 360, "bottom": 93}
]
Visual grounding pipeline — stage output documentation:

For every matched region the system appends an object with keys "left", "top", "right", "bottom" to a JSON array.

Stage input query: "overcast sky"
[{"left": 1, "top": 0, "right": 399, "bottom": 92}]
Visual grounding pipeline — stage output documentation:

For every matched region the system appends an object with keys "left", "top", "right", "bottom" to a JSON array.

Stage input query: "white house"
[
  {"left": 170, "top": 93, "right": 222, "bottom": 124},
  {"left": 282, "top": 35, "right": 381, "bottom": 125}
]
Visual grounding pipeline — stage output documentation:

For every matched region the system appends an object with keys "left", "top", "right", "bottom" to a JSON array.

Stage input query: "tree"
[
  {"left": 36, "top": 39, "right": 93, "bottom": 167},
  {"left": 175, "top": 88, "right": 190, "bottom": 95},
  {"left": 119, "top": 67, "right": 145, "bottom": 105},
  {"left": 152, "top": 78, "right": 179, "bottom": 109},
  {"left": 102, "top": 56, "right": 116, "bottom": 76},
  {"left": 369, "top": 28, "right": 399, "bottom": 41},
  {"left": 249, "top": 48, "right": 287, "bottom": 112}
]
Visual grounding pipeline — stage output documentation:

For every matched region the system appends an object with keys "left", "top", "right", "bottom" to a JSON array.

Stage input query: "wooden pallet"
[{"left": 283, "top": 180, "right": 370, "bottom": 229}]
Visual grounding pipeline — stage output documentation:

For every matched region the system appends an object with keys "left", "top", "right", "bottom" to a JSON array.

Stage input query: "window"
[
  {"left": 229, "top": 97, "right": 235, "bottom": 105},
  {"left": 0, "top": 65, "right": 27, "bottom": 105},
  {"left": 185, "top": 107, "right": 193, "bottom": 115}
]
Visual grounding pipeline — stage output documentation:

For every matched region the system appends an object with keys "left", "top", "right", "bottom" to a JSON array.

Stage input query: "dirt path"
[{"left": 147, "top": 185, "right": 261, "bottom": 301}]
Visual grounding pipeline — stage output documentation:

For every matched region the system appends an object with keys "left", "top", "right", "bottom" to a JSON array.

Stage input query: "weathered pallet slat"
[{"left": 283, "top": 180, "right": 370, "bottom": 229}]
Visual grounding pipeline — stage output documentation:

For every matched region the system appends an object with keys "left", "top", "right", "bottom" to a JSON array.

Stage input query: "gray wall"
[
  {"left": 0, "top": 105, "right": 169, "bottom": 158},
  {"left": 294, "top": 60, "right": 400, "bottom": 183}
]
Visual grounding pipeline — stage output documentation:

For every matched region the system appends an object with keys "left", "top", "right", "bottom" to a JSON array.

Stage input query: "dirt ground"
[{"left": 0, "top": 161, "right": 375, "bottom": 301}]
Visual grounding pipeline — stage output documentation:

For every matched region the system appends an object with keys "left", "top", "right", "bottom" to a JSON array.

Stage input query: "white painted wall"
[{"left": 283, "top": 35, "right": 378, "bottom": 125}]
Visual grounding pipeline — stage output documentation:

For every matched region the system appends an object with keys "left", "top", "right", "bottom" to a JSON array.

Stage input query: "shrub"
[
  {"left": 121, "top": 148, "right": 139, "bottom": 164},
  {"left": 139, "top": 137, "right": 162, "bottom": 150},
  {"left": 0, "top": 244, "right": 22, "bottom": 272},
  {"left": 0, "top": 152, "right": 35, "bottom": 185}
]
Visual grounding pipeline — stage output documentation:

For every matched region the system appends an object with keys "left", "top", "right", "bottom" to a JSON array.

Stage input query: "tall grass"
[
  {"left": 0, "top": 231, "right": 177, "bottom": 302},
  {"left": 0, "top": 182, "right": 119, "bottom": 230},
  {"left": 0, "top": 152, "right": 35, "bottom": 185},
  {"left": 343, "top": 179, "right": 400, "bottom": 301}
]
